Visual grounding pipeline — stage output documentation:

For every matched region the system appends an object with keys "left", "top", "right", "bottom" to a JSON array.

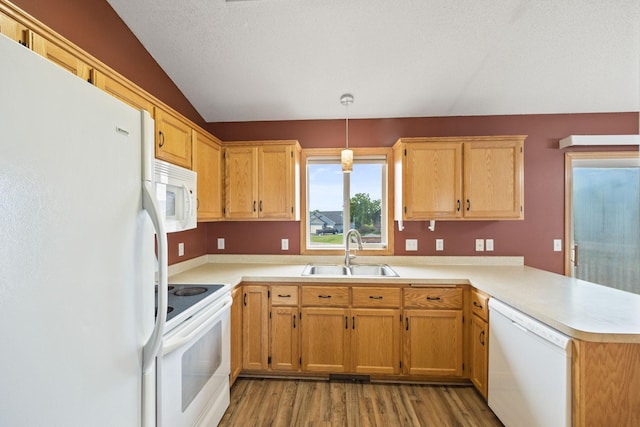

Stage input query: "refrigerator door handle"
[{"left": 142, "top": 180, "right": 168, "bottom": 373}]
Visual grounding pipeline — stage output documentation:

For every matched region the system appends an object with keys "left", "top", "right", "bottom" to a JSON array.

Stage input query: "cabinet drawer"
[
  {"left": 470, "top": 288, "right": 489, "bottom": 321},
  {"left": 352, "top": 287, "right": 400, "bottom": 308},
  {"left": 301, "top": 286, "right": 350, "bottom": 307},
  {"left": 271, "top": 285, "right": 298, "bottom": 306},
  {"left": 404, "top": 287, "right": 463, "bottom": 309}
]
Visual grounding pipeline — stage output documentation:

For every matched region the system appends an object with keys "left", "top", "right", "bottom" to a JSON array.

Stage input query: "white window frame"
[{"left": 301, "top": 148, "right": 394, "bottom": 256}]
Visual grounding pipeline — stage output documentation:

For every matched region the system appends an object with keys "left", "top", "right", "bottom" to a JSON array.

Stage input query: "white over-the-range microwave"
[{"left": 153, "top": 159, "right": 197, "bottom": 233}]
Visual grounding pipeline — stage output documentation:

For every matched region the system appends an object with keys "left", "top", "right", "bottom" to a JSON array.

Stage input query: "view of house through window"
[{"left": 307, "top": 156, "right": 387, "bottom": 249}]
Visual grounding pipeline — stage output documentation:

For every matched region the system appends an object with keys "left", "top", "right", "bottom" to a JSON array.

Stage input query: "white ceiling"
[{"left": 105, "top": 0, "right": 640, "bottom": 122}]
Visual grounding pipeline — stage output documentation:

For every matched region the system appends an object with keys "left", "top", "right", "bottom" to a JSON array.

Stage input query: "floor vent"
[{"left": 328, "top": 374, "right": 371, "bottom": 383}]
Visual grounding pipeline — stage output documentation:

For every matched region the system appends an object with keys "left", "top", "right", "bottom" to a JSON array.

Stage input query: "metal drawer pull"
[
  {"left": 318, "top": 295, "right": 332, "bottom": 299},
  {"left": 369, "top": 296, "right": 383, "bottom": 300},
  {"left": 278, "top": 294, "right": 291, "bottom": 298},
  {"left": 473, "top": 301, "right": 483, "bottom": 308},
  {"left": 426, "top": 296, "right": 441, "bottom": 301}
]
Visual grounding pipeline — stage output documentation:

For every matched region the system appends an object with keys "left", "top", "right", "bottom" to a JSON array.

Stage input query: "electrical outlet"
[
  {"left": 178, "top": 242, "right": 185, "bottom": 257},
  {"left": 435, "top": 239, "right": 444, "bottom": 251},
  {"left": 281, "top": 238, "right": 289, "bottom": 251},
  {"left": 486, "top": 239, "right": 494, "bottom": 251},
  {"left": 554, "top": 239, "right": 562, "bottom": 252},
  {"left": 475, "top": 239, "right": 485, "bottom": 252},
  {"left": 405, "top": 239, "right": 418, "bottom": 251},
  {"left": 217, "top": 238, "right": 225, "bottom": 250}
]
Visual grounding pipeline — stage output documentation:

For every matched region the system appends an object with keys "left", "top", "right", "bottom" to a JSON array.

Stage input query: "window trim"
[{"left": 300, "top": 147, "right": 394, "bottom": 256}]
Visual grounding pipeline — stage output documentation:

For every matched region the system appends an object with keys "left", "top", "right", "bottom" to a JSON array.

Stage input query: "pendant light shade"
[{"left": 340, "top": 93, "right": 354, "bottom": 173}]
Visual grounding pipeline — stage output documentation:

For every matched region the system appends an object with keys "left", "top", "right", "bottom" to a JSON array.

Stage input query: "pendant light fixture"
[{"left": 340, "top": 93, "right": 354, "bottom": 173}]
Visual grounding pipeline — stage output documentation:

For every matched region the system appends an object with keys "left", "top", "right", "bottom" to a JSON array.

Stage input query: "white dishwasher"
[{"left": 488, "top": 299, "right": 572, "bottom": 427}]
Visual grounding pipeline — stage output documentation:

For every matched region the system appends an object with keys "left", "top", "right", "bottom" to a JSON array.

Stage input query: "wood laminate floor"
[{"left": 219, "top": 378, "right": 504, "bottom": 427}]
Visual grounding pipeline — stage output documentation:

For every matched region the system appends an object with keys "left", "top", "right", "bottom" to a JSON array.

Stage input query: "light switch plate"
[
  {"left": 475, "top": 239, "right": 485, "bottom": 252},
  {"left": 405, "top": 239, "right": 418, "bottom": 251},
  {"left": 435, "top": 239, "right": 444, "bottom": 251},
  {"left": 281, "top": 238, "right": 289, "bottom": 251},
  {"left": 486, "top": 239, "right": 494, "bottom": 251},
  {"left": 554, "top": 239, "right": 562, "bottom": 252},
  {"left": 217, "top": 238, "right": 225, "bottom": 250},
  {"left": 178, "top": 242, "right": 185, "bottom": 257}
]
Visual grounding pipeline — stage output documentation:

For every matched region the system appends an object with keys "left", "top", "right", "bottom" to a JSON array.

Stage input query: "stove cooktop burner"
[
  {"left": 155, "top": 284, "right": 226, "bottom": 325},
  {"left": 174, "top": 286, "right": 208, "bottom": 297}
]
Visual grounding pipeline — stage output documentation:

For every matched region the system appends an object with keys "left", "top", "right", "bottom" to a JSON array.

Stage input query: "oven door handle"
[{"left": 162, "top": 295, "right": 232, "bottom": 356}]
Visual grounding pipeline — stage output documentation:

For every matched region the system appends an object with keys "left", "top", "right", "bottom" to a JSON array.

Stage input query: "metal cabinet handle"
[
  {"left": 473, "top": 301, "right": 483, "bottom": 309},
  {"left": 243, "top": 293, "right": 247, "bottom": 306},
  {"left": 318, "top": 295, "right": 332, "bottom": 299},
  {"left": 480, "top": 330, "right": 485, "bottom": 346},
  {"left": 158, "top": 130, "right": 165, "bottom": 148},
  {"left": 369, "top": 296, "right": 383, "bottom": 300},
  {"left": 278, "top": 294, "right": 291, "bottom": 298},
  {"left": 466, "top": 199, "right": 471, "bottom": 211},
  {"left": 293, "top": 315, "right": 296, "bottom": 329},
  {"left": 352, "top": 316, "right": 355, "bottom": 330},
  {"left": 457, "top": 200, "right": 461, "bottom": 211},
  {"left": 345, "top": 316, "right": 348, "bottom": 329},
  {"left": 259, "top": 200, "right": 263, "bottom": 212},
  {"left": 253, "top": 201, "right": 256, "bottom": 212},
  {"left": 426, "top": 296, "right": 441, "bottom": 301},
  {"left": 405, "top": 317, "right": 409, "bottom": 331}
]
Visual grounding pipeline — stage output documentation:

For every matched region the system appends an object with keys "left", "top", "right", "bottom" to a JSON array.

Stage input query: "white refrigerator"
[{"left": 0, "top": 34, "right": 168, "bottom": 426}]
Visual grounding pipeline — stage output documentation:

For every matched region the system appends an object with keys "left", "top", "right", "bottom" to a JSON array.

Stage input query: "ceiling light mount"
[{"left": 340, "top": 93, "right": 354, "bottom": 173}]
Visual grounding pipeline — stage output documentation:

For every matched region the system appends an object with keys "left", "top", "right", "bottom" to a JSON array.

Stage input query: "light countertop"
[{"left": 168, "top": 255, "right": 640, "bottom": 344}]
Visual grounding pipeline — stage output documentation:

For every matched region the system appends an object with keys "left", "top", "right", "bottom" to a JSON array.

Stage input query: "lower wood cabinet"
[
  {"left": 470, "top": 313, "right": 488, "bottom": 398},
  {"left": 403, "top": 309, "right": 463, "bottom": 376},
  {"left": 270, "top": 285, "right": 299, "bottom": 371},
  {"left": 351, "top": 308, "right": 401, "bottom": 374},
  {"left": 300, "top": 307, "right": 350, "bottom": 372},
  {"left": 402, "top": 287, "right": 464, "bottom": 377},
  {"left": 242, "top": 285, "right": 269, "bottom": 370}
]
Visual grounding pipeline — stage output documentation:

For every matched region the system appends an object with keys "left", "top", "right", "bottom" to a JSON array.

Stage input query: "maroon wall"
[
  {"left": 10, "top": 0, "right": 204, "bottom": 124},
  {"left": 10, "top": 1, "right": 638, "bottom": 272},
  {"left": 208, "top": 113, "right": 639, "bottom": 273}
]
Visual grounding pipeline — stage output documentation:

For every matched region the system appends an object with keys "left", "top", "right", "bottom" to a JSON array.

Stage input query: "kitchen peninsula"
[{"left": 170, "top": 255, "right": 640, "bottom": 427}]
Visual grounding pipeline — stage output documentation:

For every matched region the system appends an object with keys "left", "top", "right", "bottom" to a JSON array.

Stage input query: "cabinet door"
[
  {"left": 300, "top": 307, "right": 350, "bottom": 372},
  {"left": 403, "top": 142, "right": 462, "bottom": 219},
  {"left": 154, "top": 107, "right": 193, "bottom": 169},
  {"left": 258, "top": 145, "right": 294, "bottom": 219},
  {"left": 270, "top": 306, "right": 299, "bottom": 371},
  {"left": 463, "top": 139, "right": 524, "bottom": 219},
  {"left": 403, "top": 309, "right": 463, "bottom": 377},
  {"left": 224, "top": 146, "right": 258, "bottom": 219},
  {"left": 0, "top": 10, "right": 28, "bottom": 45},
  {"left": 470, "top": 314, "right": 488, "bottom": 399},
  {"left": 242, "top": 286, "right": 269, "bottom": 371},
  {"left": 230, "top": 287, "right": 243, "bottom": 386},
  {"left": 92, "top": 69, "right": 154, "bottom": 113},
  {"left": 193, "top": 131, "right": 223, "bottom": 221},
  {"left": 351, "top": 308, "right": 400, "bottom": 374},
  {"left": 29, "top": 32, "right": 91, "bottom": 81}
]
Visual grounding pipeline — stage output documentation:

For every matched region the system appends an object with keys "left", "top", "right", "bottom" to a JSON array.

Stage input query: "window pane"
[
  {"left": 308, "top": 162, "right": 344, "bottom": 248},
  {"left": 351, "top": 163, "right": 383, "bottom": 245}
]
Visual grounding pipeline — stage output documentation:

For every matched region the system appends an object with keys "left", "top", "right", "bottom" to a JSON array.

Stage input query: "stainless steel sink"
[
  {"left": 349, "top": 264, "right": 398, "bottom": 277},
  {"left": 301, "top": 264, "right": 398, "bottom": 277},
  {"left": 301, "top": 265, "right": 349, "bottom": 276}
]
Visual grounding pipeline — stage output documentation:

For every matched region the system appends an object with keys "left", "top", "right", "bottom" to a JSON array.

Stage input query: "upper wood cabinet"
[
  {"left": 193, "top": 130, "right": 223, "bottom": 221},
  {"left": 154, "top": 107, "right": 193, "bottom": 169},
  {"left": 394, "top": 136, "right": 525, "bottom": 221},
  {"left": 224, "top": 141, "right": 301, "bottom": 220},
  {"left": 29, "top": 31, "right": 91, "bottom": 81},
  {"left": 0, "top": 8, "right": 28, "bottom": 45},
  {"left": 92, "top": 69, "right": 154, "bottom": 113}
]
